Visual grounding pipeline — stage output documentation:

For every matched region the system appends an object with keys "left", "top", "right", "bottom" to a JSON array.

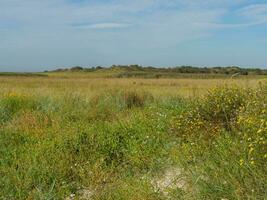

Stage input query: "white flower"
[{"left": 70, "top": 193, "right": 75, "bottom": 198}]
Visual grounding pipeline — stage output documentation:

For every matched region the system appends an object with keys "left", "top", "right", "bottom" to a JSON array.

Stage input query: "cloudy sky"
[{"left": 0, "top": 0, "right": 267, "bottom": 71}]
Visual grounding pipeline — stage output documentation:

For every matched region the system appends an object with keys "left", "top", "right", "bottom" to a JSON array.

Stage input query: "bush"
[
  {"left": 171, "top": 86, "right": 248, "bottom": 140},
  {"left": 172, "top": 83, "right": 267, "bottom": 199},
  {"left": 236, "top": 85, "right": 267, "bottom": 169},
  {"left": 123, "top": 90, "right": 152, "bottom": 109},
  {"left": 90, "top": 90, "right": 153, "bottom": 110},
  {"left": 196, "top": 86, "right": 247, "bottom": 130}
]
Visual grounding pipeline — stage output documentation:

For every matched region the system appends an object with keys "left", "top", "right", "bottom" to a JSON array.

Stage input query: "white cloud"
[
  {"left": 196, "top": 3, "right": 267, "bottom": 29},
  {"left": 238, "top": 4, "right": 267, "bottom": 16},
  {"left": 171, "top": 0, "right": 245, "bottom": 8},
  {"left": 74, "top": 22, "right": 131, "bottom": 29}
]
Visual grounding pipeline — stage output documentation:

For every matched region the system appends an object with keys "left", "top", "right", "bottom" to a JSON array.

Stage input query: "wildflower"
[
  {"left": 257, "top": 129, "right": 262, "bottom": 134},
  {"left": 249, "top": 148, "right": 254, "bottom": 155},
  {"left": 239, "top": 159, "right": 244, "bottom": 166}
]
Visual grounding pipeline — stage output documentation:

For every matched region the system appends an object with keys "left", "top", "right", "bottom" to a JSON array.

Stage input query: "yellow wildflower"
[
  {"left": 239, "top": 159, "right": 244, "bottom": 166},
  {"left": 257, "top": 129, "right": 262, "bottom": 134},
  {"left": 249, "top": 148, "right": 254, "bottom": 155}
]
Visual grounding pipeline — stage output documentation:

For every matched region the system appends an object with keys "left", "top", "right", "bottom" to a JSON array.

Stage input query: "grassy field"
[{"left": 0, "top": 74, "right": 266, "bottom": 199}]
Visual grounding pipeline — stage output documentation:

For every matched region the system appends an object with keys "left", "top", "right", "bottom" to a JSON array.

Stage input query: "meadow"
[{"left": 0, "top": 74, "right": 266, "bottom": 199}]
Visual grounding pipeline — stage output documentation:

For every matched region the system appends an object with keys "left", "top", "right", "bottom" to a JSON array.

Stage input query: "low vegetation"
[
  {"left": 0, "top": 75, "right": 266, "bottom": 199},
  {"left": 47, "top": 65, "right": 267, "bottom": 79}
]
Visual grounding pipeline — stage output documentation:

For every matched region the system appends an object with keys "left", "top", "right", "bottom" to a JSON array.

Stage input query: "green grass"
[{"left": 0, "top": 79, "right": 266, "bottom": 199}]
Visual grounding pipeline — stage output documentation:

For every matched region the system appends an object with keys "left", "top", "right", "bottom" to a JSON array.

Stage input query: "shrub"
[
  {"left": 196, "top": 86, "right": 247, "bottom": 130},
  {"left": 236, "top": 85, "right": 267, "bottom": 169},
  {"left": 123, "top": 90, "right": 152, "bottom": 109},
  {"left": 172, "top": 83, "right": 267, "bottom": 199},
  {"left": 171, "top": 86, "right": 248, "bottom": 139},
  {"left": 90, "top": 90, "right": 153, "bottom": 110}
]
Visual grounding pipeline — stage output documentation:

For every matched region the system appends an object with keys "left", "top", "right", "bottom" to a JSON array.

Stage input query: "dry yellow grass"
[{"left": 0, "top": 76, "right": 264, "bottom": 99}]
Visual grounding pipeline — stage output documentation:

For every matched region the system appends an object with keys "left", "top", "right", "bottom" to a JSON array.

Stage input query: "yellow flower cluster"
[{"left": 237, "top": 91, "right": 267, "bottom": 167}]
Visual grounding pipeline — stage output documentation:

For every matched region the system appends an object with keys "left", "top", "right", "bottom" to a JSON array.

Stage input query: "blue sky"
[{"left": 0, "top": 0, "right": 267, "bottom": 72}]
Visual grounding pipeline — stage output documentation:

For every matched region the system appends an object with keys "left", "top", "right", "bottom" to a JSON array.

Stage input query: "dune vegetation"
[{"left": 0, "top": 74, "right": 266, "bottom": 199}]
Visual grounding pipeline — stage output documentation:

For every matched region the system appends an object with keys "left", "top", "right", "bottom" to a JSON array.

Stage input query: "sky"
[{"left": 0, "top": 0, "right": 267, "bottom": 72}]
